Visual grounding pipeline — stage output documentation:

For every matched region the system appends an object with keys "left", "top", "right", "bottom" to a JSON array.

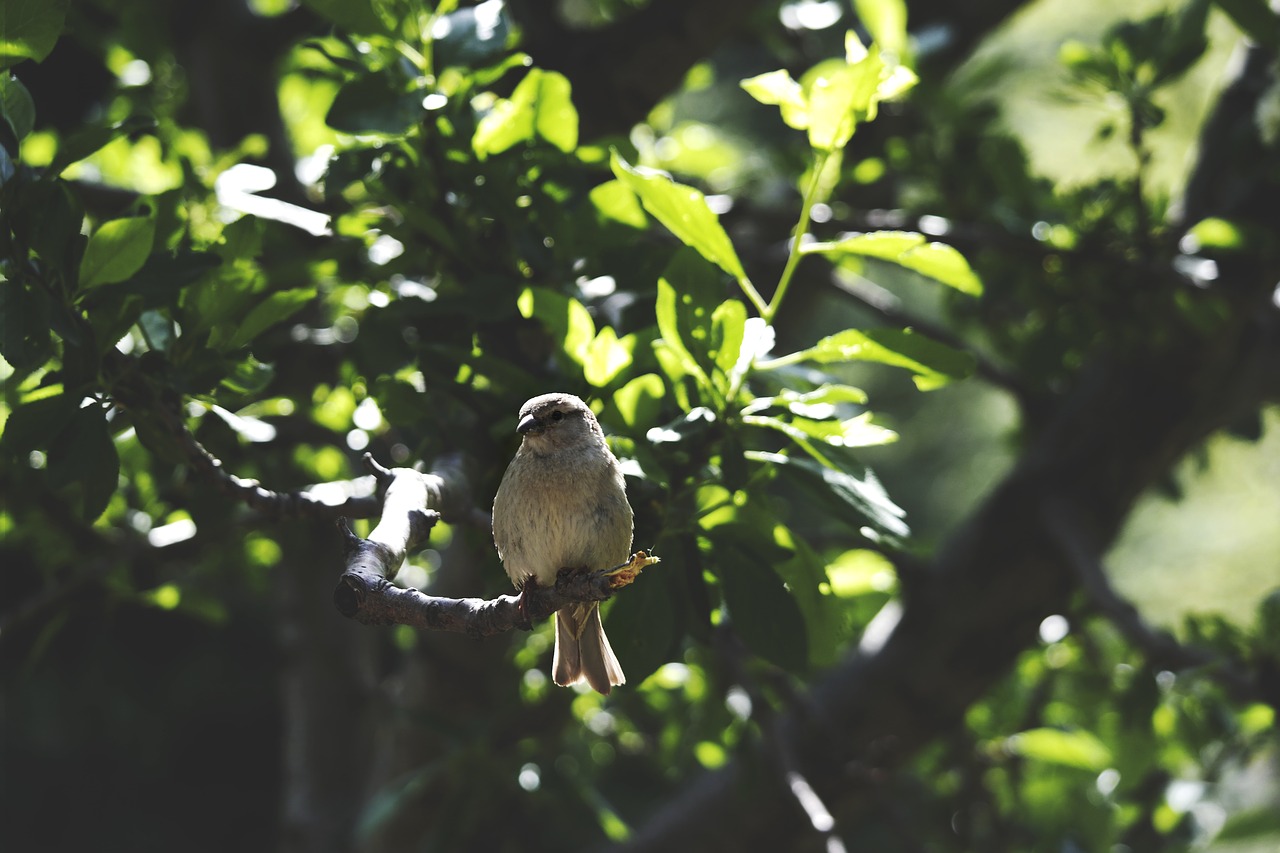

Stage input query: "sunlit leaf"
[
  {"left": 855, "top": 0, "right": 909, "bottom": 57},
  {"left": 745, "top": 411, "right": 897, "bottom": 448},
  {"left": 589, "top": 180, "right": 647, "bottom": 228},
  {"left": 740, "top": 69, "right": 806, "bottom": 110},
  {"left": 474, "top": 68, "right": 579, "bottom": 158},
  {"left": 610, "top": 150, "right": 747, "bottom": 282},
  {"left": 710, "top": 298, "right": 746, "bottom": 376},
  {"left": 610, "top": 374, "right": 665, "bottom": 430},
  {"left": 741, "top": 384, "right": 868, "bottom": 417},
  {"left": 805, "top": 58, "right": 882, "bottom": 151},
  {"left": 1006, "top": 728, "right": 1113, "bottom": 771},
  {"left": 826, "top": 548, "right": 898, "bottom": 597},
  {"left": 583, "top": 325, "right": 634, "bottom": 387},
  {"left": 805, "top": 230, "right": 983, "bottom": 295},
  {"left": 778, "top": 327, "right": 975, "bottom": 390},
  {"left": 78, "top": 215, "right": 156, "bottom": 289},
  {"left": 517, "top": 286, "right": 595, "bottom": 365}
]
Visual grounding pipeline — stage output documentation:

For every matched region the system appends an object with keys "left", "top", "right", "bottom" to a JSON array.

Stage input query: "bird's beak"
[{"left": 517, "top": 414, "right": 539, "bottom": 435}]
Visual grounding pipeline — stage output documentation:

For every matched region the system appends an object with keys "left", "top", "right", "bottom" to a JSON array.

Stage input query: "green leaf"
[
  {"left": 46, "top": 403, "right": 120, "bottom": 521},
  {"left": 1, "top": 75, "right": 36, "bottom": 141},
  {"left": 655, "top": 277, "right": 710, "bottom": 390},
  {"left": 583, "top": 325, "right": 634, "bottom": 388},
  {"left": 296, "top": 0, "right": 389, "bottom": 35},
  {"left": 0, "top": 280, "right": 54, "bottom": 370},
  {"left": 0, "top": 0, "right": 70, "bottom": 68},
  {"left": 48, "top": 116, "right": 157, "bottom": 175},
  {"left": 221, "top": 288, "right": 316, "bottom": 350},
  {"left": 713, "top": 537, "right": 808, "bottom": 671},
  {"left": 221, "top": 355, "right": 276, "bottom": 394},
  {"left": 855, "top": 0, "right": 909, "bottom": 55},
  {"left": 805, "top": 230, "right": 983, "bottom": 295},
  {"left": 778, "top": 327, "right": 975, "bottom": 390},
  {"left": 326, "top": 73, "right": 422, "bottom": 137},
  {"left": 433, "top": 1, "right": 512, "bottom": 68},
  {"left": 746, "top": 411, "right": 897, "bottom": 448},
  {"left": 753, "top": 450, "right": 908, "bottom": 538},
  {"left": 517, "top": 286, "right": 595, "bottom": 366},
  {"left": 742, "top": 384, "right": 868, "bottom": 416},
  {"left": 740, "top": 69, "right": 806, "bottom": 109},
  {"left": 603, "top": 545, "right": 683, "bottom": 687},
  {"left": 805, "top": 58, "right": 882, "bottom": 151},
  {"left": 610, "top": 374, "right": 665, "bottom": 431},
  {"left": 530, "top": 70, "right": 578, "bottom": 152},
  {"left": 79, "top": 215, "right": 157, "bottom": 289},
  {"left": 0, "top": 392, "right": 76, "bottom": 457},
  {"left": 589, "top": 180, "right": 647, "bottom": 228},
  {"left": 10, "top": 178, "right": 84, "bottom": 279},
  {"left": 1005, "top": 728, "right": 1112, "bottom": 771},
  {"left": 777, "top": 536, "right": 846, "bottom": 667},
  {"left": 610, "top": 150, "right": 747, "bottom": 283},
  {"left": 473, "top": 68, "right": 579, "bottom": 158},
  {"left": 710, "top": 299, "right": 746, "bottom": 376}
]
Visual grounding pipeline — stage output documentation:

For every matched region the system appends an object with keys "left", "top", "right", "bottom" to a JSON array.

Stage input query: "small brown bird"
[{"left": 492, "top": 393, "right": 632, "bottom": 694}]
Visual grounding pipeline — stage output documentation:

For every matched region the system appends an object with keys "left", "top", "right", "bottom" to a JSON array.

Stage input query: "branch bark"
[{"left": 329, "top": 454, "right": 653, "bottom": 634}]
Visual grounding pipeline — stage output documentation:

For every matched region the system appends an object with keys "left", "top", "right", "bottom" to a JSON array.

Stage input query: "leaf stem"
[
  {"left": 764, "top": 149, "right": 830, "bottom": 323},
  {"left": 738, "top": 276, "right": 770, "bottom": 319}
]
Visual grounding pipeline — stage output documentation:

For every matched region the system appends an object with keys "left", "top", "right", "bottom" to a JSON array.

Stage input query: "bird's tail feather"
[{"left": 554, "top": 603, "right": 624, "bottom": 695}]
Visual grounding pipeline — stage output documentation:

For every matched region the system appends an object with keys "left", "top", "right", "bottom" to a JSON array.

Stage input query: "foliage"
[{"left": 2, "top": 1, "right": 1278, "bottom": 851}]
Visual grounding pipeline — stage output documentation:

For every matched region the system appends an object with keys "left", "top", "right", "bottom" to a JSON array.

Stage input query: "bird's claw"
[{"left": 602, "top": 550, "right": 660, "bottom": 588}]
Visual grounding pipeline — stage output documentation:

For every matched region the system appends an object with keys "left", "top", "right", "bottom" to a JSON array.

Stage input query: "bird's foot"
[{"left": 601, "top": 550, "right": 660, "bottom": 589}]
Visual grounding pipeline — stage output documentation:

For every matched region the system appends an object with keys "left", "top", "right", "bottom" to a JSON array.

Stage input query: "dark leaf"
[
  {"left": 46, "top": 403, "right": 120, "bottom": 521},
  {"left": 0, "top": 392, "right": 77, "bottom": 457},
  {"left": 0, "top": 0, "right": 70, "bottom": 68},
  {"left": 0, "top": 279, "right": 54, "bottom": 370},
  {"left": 433, "top": 2, "right": 512, "bottom": 69},
  {"left": 326, "top": 74, "right": 422, "bottom": 137},
  {"left": 713, "top": 538, "right": 809, "bottom": 672},
  {"left": 603, "top": 545, "right": 684, "bottom": 686}
]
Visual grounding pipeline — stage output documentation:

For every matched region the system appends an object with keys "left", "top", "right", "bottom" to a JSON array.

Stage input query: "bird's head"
[{"left": 515, "top": 393, "right": 602, "bottom": 452}]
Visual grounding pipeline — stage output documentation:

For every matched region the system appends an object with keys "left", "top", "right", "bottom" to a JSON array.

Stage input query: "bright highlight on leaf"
[
  {"left": 803, "top": 230, "right": 983, "bottom": 295},
  {"left": 1005, "top": 728, "right": 1113, "bottom": 771},
  {"left": 609, "top": 151, "right": 748, "bottom": 284},
  {"left": 78, "top": 215, "right": 156, "bottom": 289},
  {"left": 473, "top": 68, "right": 579, "bottom": 159},
  {"left": 740, "top": 30, "right": 918, "bottom": 153},
  {"left": 762, "top": 327, "right": 976, "bottom": 391}
]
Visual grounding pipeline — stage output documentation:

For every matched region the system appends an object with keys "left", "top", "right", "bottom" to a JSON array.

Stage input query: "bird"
[{"left": 492, "top": 392, "right": 632, "bottom": 694}]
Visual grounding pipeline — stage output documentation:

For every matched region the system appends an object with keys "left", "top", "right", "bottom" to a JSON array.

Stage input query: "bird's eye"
[{"left": 550, "top": 410, "right": 564, "bottom": 422}]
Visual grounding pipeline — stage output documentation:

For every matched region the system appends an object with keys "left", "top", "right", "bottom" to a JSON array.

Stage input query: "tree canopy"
[{"left": 2, "top": 1, "right": 1279, "bottom": 851}]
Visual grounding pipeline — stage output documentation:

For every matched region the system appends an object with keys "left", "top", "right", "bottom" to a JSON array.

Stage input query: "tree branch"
[
  {"left": 330, "top": 453, "right": 658, "bottom": 634},
  {"left": 1041, "top": 495, "right": 1260, "bottom": 698}
]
